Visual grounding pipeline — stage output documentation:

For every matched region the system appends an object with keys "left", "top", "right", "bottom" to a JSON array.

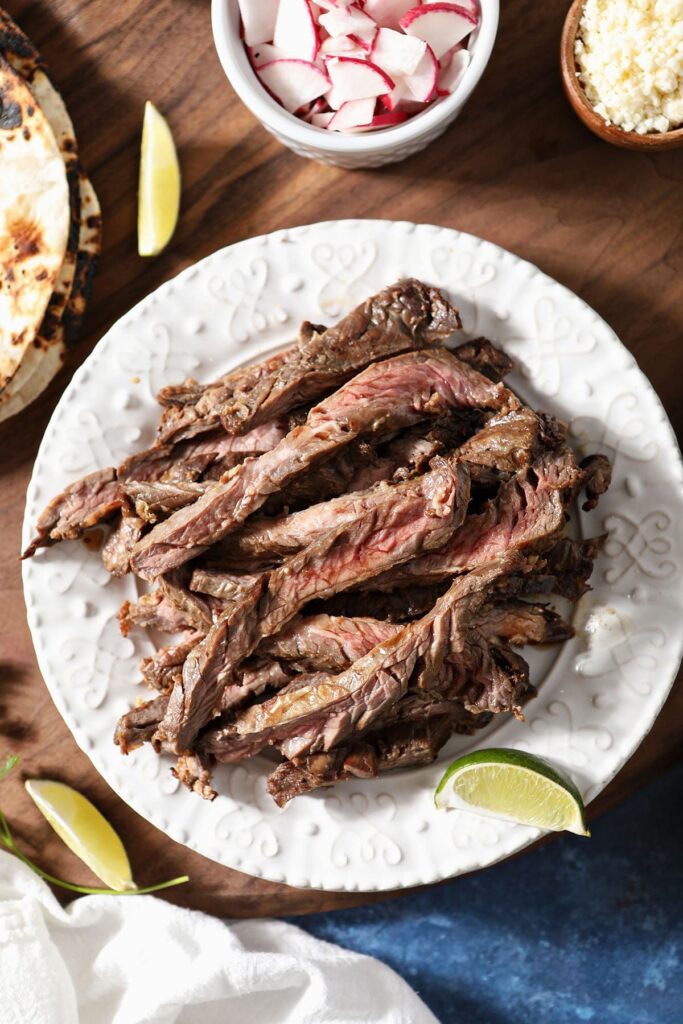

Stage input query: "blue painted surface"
[{"left": 290, "top": 761, "right": 683, "bottom": 1024}]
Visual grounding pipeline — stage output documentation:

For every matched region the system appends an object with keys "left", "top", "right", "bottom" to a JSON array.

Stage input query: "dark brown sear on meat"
[{"left": 27, "top": 280, "right": 612, "bottom": 805}]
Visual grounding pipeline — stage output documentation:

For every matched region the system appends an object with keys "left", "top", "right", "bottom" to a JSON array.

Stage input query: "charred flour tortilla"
[
  {"left": 0, "top": 55, "right": 69, "bottom": 391},
  {"left": 0, "top": 7, "right": 101, "bottom": 420},
  {"left": 0, "top": 173, "right": 102, "bottom": 424}
]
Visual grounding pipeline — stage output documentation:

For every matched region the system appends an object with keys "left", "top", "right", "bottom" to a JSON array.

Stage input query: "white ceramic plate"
[{"left": 22, "top": 220, "right": 683, "bottom": 892}]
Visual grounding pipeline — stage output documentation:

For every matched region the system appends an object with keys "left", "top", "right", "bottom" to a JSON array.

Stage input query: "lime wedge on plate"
[
  {"left": 138, "top": 100, "right": 180, "bottom": 257},
  {"left": 25, "top": 779, "right": 136, "bottom": 890},
  {"left": 435, "top": 748, "right": 590, "bottom": 836}
]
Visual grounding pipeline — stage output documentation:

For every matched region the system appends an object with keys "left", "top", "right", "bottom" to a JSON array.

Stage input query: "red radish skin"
[
  {"left": 257, "top": 59, "right": 331, "bottom": 113},
  {"left": 274, "top": 0, "right": 320, "bottom": 62},
  {"left": 325, "top": 56, "right": 395, "bottom": 109},
  {"left": 363, "top": 0, "right": 416, "bottom": 31},
  {"left": 403, "top": 43, "right": 439, "bottom": 102},
  {"left": 399, "top": 3, "right": 477, "bottom": 60},
  {"left": 426, "top": 0, "right": 479, "bottom": 14},
  {"left": 348, "top": 110, "right": 409, "bottom": 131}
]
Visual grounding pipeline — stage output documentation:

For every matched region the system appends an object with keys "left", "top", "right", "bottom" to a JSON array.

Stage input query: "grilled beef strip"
[
  {"left": 118, "top": 591, "right": 196, "bottom": 637},
  {"left": 364, "top": 449, "right": 582, "bottom": 591},
  {"left": 579, "top": 453, "right": 612, "bottom": 511},
  {"left": 24, "top": 469, "right": 125, "bottom": 557},
  {"left": 157, "top": 346, "right": 294, "bottom": 413},
  {"left": 155, "top": 458, "right": 470, "bottom": 753},
  {"left": 101, "top": 509, "right": 146, "bottom": 577},
  {"left": 124, "top": 480, "right": 208, "bottom": 523},
  {"left": 267, "top": 702, "right": 482, "bottom": 807},
  {"left": 115, "top": 695, "right": 169, "bottom": 754},
  {"left": 453, "top": 337, "right": 514, "bottom": 383},
  {"left": 130, "top": 349, "right": 514, "bottom": 580},
  {"left": 202, "top": 558, "right": 531, "bottom": 767},
  {"left": 156, "top": 279, "right": 463, "bottom": 445},
  {"left": 140, "top": 632, "right": 203, "bottom": 691}
]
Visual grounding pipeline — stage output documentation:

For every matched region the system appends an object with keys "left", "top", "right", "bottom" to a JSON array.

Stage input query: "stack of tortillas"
[{"left": 0, "top": 6, "right": 101, "bottom": 423}]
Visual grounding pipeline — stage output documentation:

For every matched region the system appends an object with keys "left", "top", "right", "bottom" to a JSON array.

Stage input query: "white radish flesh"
[
  {"left": 437, "top": 47, "right": 471, "bottom": 92},
  {"left": 363, "top": 0, "right": 416, "bottom": 31},
  {"left": 238, "top": 0, "right": 279, "bottom": 46},
  {"left": 403, "top": 43, "right": 438, "bottom": 102},
  {"left": 370, "top": 27, "right": 426, "bottom": 77},
  {"left": 325, "top": 56, "right": 394, "bottom": 108},
  {"left": 274, "top": 0, "right": 320, "bottom": 61},
  {"left": 399, "top": 3, "right": 477, "bottom": 60},
  {"left": 328, "top": 97, "right": 376, "bottom": 129},
  {"left": 258, "top": 59, "right": 331, "bottom": 113}
]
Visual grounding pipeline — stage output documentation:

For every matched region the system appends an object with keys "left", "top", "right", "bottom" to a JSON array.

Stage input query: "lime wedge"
[
  {"left": 435, "top": 748, "right": 590, "bottom": 836},
  {"left": 25, "top": 779, "right": 136, "bottom": 890},
  {"left": 137, "top": 100, "right": 180, "bottom": 257}
]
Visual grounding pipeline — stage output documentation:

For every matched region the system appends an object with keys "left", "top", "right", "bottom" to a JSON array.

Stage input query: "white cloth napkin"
[{"left": 0, "top": 851, "right": 437, "bottom": 1024}]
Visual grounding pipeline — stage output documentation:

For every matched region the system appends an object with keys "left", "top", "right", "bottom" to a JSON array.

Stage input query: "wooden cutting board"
[{"left": 1, "top": 0, "right": 681, "bottom": 918}]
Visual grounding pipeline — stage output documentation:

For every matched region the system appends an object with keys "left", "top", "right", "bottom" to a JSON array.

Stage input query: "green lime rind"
[{"left": 434, "top": 747, "right": 590, "bottom": 837}]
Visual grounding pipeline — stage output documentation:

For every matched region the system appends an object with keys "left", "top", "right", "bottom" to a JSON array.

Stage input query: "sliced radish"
[
  {"left": 238, "top": 0, "right": 279, "bottom": 46},
  {"left": 348, "top": 29, "right": 378, "bottom": 51},
  {"left": 316, "top": 0, "right": 356, "bottom": 8},
  {"left": 325, "top": 56, "right": 394, "bottom": 108},
  {"left": 274, "top": 0, "right": 320, "bottom": 61},
  {"left": 311, "top": 111, "right": 336, "bottom": 127},
  {"left": 328, "top": 96, "right": 376, "bottom": 130},
  {"left": 399, "top": 3, "right": 478, "bottom": 60},
  {"left": 380, "top": 77, "right": 413, "bottom": 111},
  {"left": 257, "top": 59, "right": 331, "bottom": 113},
  {"left": 248, "top": 42, "right": 286, "bottom": 68},
  {"left": 320, "top": 34, "right": 367, "bottom": 57},
  {"left": 319, "top": 4, "right": 377, "bottom": 42},
  {"left": 370, "top": 27, "right": 426, "bottom": 77},
  {"left": 437, "top": 47, "right": 471, "bottom": 91},
  {"left": 347, "top": 110, "right": 409, "bottom": 130},
  {"left": 363, "top": 0, "right": 416, "bottom": 30},
  {"left": 403, "top": 43, "right": 438, "bottom": 102},
  {"left": 426, "top": 0, "right": 479, "bottom": 14}
]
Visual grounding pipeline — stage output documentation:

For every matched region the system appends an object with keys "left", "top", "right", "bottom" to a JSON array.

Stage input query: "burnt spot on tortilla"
[
  {"left": 11, "top": 329, "right": 26, "bottom": 346},
  {"left": 9, "top": 216, "right": 43, "bottom": 261},
  {"left": 26, "top": 103, "right": 33, "bottom": 116},
  {"left": 5, "top": 266, "right": 14, "bottom": 283},
  {"left": 35, "top": 269, "right": 48, "bottom": 281},
  {"left": 0, "top": 93, "right": 21, "bottom": 129},
  {"left": 21, "top": 125, "right": 29, "bottom": 139}
]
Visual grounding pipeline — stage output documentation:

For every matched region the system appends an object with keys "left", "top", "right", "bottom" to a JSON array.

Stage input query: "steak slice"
[
  {"left": 24, "top": 468, "right": 124, "bottom": 557},
  {"left": 101, "top": 511, "right": 145, "bottom": 577},
  {"left": 579, "top": 454, "right": 612, "bottom": 511},
  {"left": 156, "top": 279, "right": 462, "bottom": 444},
  {"left": 115, "top": 695, "right": 169, "bottom": 754},
  {"left": 119, "top": 420, "right": 291, "bottom": 485},
  {"left": 124, "top": 480, "right": 208, "bottom": 523},
  {"left": 453, "top": 337, "right": 514, "bottom": 383},
  {"left": 140, "top": 632, "right": 203, "bottom": 691},
  {"left": 205, "top": 559, "right": 529, "bottom": 766},
  {"left": 365, "top": 449, "right": 582, "bottom": 591},
  {"left": 267, "top": 699, "right": 484, "bottom": 806},
  {"left": 259, "top": 598, "right": 571, "bottom": 675},
  {"left": 457, "top": 408, "right": 565, "bottom": 475},
  {"left": 130, "top": 349, "right": 513, "bottom": 579},
  {"left": 156, "top": 458, "right": 470, "bottom": 752},
  {"left": 118, "top": 590, "right": 197, "bottom": 637}
]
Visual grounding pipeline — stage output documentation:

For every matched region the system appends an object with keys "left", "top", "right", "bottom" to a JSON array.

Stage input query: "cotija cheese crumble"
[{"left": 575, "top": 0, "right": 683, "bottom": 134}]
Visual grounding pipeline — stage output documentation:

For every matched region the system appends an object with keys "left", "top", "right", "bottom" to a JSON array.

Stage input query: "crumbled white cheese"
[{"left": 575, "top": 0, "right": 683, "bottom": 134}]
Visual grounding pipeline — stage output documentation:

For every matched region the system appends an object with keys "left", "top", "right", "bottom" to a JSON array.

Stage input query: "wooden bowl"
[{"left": 560, "top": 0, "right": 683, "bottom": 151}]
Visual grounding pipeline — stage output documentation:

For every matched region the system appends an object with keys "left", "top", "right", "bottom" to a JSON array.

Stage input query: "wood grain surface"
[{"left": 1, "top": 0, "right": 681, "bottom": 918}]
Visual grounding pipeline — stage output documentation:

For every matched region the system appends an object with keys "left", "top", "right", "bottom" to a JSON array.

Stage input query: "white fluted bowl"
[{"left": 211, "top": 0, "right": 499, "bottom": 168}]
